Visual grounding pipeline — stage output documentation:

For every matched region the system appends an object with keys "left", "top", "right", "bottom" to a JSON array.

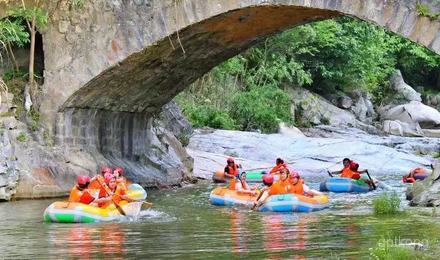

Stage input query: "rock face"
[
  {"left": 390, "top": 70, "right": 422, "bottom": 103},
  {"left": 0, "top": 121, "right": 19, "bottom": 201},
  {"left": 407, "top": 163, "right": 440, "bottom": 207},
  {"left": 338, "top": 96, "right": 353, "bottom": 109},
  {"left": 381, "top": 101, "right": 440, "bottom": 136},
  {"left": 382, "top": 120, "right": 421, "bottom": 137},
  {"left": 290, "top": 87, "right": 358, "bottom": 126},
  {"left": 160, "top": 101, "right": 193, "bottom": 142},
  {"left": 0, "top": 93, "right": 18, "bottom": 200},
  {"left": 0, "top": 100, "right": 194, "bottom": 200},
  {"left": 188, "top": 128, "right": 431, "bottom": 179},
  {"left": 349, "top": 91, "right": 377, "bottom": 124}
]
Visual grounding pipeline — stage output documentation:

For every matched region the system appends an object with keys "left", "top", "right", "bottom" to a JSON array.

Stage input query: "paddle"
[
  {"left": 365, "top": 170, "right": 376, "bottom": 190},
  {"left": 142, "top": 201, "right": 153, "bottom": 208},
  {"left": 327, "top": 170, "right": 334, "bottom": 177},
  {"left": 97, "top": 179, "right": 127, "bottom": 216}
]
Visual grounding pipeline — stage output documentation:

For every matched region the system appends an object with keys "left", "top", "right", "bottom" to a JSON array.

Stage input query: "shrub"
[
  {"left": 16, "top": 132, "right": 26, "bottom": 142},
  {"left": 373, "top": 193, "right": 401, "bottom": 216},
  {"left": 230, "top": 85, "right": 292, "bottom": 133},
  {"left": 183, "top": 105, "right": 236, "bottom": 130},
  {"left": 369, "top": 242, "right": 414, "bottom": 260}
]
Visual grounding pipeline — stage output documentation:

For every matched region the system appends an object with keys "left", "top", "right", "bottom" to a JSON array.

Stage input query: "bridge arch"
[{"left": 40, "top": 0, "right": 439, "bottom": 120}]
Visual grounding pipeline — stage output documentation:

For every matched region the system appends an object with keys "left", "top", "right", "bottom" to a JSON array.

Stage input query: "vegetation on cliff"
[{"left": 176, "top": 17, "right": 440, "bottom": 133}]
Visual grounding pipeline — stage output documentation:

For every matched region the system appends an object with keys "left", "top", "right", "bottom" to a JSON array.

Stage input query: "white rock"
[
  {"left": 390, "top": 70, "right": 422, "bottom": 102},
  {"left": 382, "top": 101, "right": 440, "bottom": 128},
  {"left": 278, "top": 123, "right": 305, "bottom": 137}
]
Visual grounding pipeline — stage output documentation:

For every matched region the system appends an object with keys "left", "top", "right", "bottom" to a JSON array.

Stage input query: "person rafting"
[
  {"left": 224, "top": 157, "right": 241, "bottom": 190},
  {"left": 235, "top": 172, "right": 257, "bottom": 196},
  {"left": 286, "top": 171, "right": 323, "bottom": 197},
  {"left": 96, "top": 174, "right": 131, "bottom": 208},
  {"left": 403, "top": 167, "right": 431, "bottom": 183},
  {"left": 68, "top": 175, "right": 95, "bottom": 204},
  {"left": 330, "top": 158, "right": 374, "bottom": 188},
  {"left": 113, "top": 167, "right": 127, "bottom": 190},
  {"left": 89, "top": 166, "right": 113, "bottom": 189},
  {"left": 253, "top": 174, "right": 287, "bottom": 209},
  {"left": 253, "top": 174, "right": 273, "bottom": 209},
  {"left": 270, "top": 158, "right": 288, "bottom": 174},
  {"left": 253, "top": 170, "right": 292, "bottom": 208}
]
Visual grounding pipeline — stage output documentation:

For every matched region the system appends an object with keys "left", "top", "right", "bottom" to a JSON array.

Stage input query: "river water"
[{"left": 1, "top": 178, "right": 440, "bottom": 259}]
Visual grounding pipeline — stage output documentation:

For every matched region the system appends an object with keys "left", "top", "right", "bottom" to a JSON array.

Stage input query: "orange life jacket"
[
  {"left": 268, "top": 181, "right": 287, "bottom": 195},
  {"left": 286, "top": 179, "right": 305, "bottom": 195},
  {"left": 229, "top": 178, "right": 237, "bottom": 190},
  {"left": 98, "top": 185, "right": 127, "bottom": 208},
  {"left": 116, "top": 177, "right": 127, "bottom": 190},
  {"left": 88, "top": 175, "right": 105, "bottom": 189},
  {"left": 412, "top": 167, "right": 428, "bottom": 175},
  {"left": 225, "top": 165, "right": 239, "bottom": 177},
  {"left": 340, "top": 167, "right": 355, "bottom": 178},
  {"left": 68, "top": 186, "right": 95, "bottom": 204}
]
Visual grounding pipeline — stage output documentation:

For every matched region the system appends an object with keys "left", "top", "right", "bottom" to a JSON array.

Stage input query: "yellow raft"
[{"left": 43, "top": 183, "right": 147, "bottom": 223}]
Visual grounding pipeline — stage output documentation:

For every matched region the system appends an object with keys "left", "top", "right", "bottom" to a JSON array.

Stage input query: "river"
[{"left": 1, "top": 178, "right": 440, "bottom": 259}]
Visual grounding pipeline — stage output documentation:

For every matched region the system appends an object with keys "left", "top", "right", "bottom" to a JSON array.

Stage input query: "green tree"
[
  {"left": 8, "top": 0, "right": 47, "bottom": 112},
  {"left": 0, "top": 18, "right": 29, "bottom": 71}
]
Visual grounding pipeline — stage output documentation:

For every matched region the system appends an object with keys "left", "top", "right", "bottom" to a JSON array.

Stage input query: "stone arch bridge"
[
  {"left": 1, "top": 0, "right": 439, "bottom": 197},
  {"left": 46, "top": 0, "right": 439, "bottom": 121}
]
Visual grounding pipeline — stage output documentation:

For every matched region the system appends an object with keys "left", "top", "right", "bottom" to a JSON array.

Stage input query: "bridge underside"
[{"left": 62, "top": 6, "right": 340, "bottom": 114}]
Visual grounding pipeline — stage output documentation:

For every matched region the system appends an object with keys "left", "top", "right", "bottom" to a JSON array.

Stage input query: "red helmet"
[
  {"left": 227, "top": 158, "right": 235, "bottom": 163},
  {"left": 104, "top": 173, "right": 115, "bottom": 184},
  {"left": 100, "top": 166, "right": 113, "bottom": 175},
  {"left": 77, "top": 175, "right": 91, "bottom": 186},
  {"left": 114, "top": 167, "right": 124, "bottom": 175},
  {"left": 262, "top": 174, "right": 274, "bottom": 185}
]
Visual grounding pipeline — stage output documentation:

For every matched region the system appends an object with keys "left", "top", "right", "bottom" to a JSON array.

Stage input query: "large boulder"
[
  {"left": 337, "top": 95, "right": 353, "bottom": 109},
  {"left": 407, "top": 163, "right": 440, "bottom": 207},
  {"left": 390, "top": 70, "right": 422, "bottom": 103},
  {"left": 382, "top": 120, "right": 423, "bottom": 137},
  {"left": 278, "top": 122, "right": 305, "bottom": 137},
  {"left": 381, "top": 101, "right": 440, "bottom": 129},
  {"left": 289, "top": 87, "right": 357, "bottom": 127}
]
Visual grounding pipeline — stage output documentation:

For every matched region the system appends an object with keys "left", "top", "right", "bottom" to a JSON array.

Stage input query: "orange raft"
[{"left": 210, "top": 187, "right": 329, "bottom": 213}]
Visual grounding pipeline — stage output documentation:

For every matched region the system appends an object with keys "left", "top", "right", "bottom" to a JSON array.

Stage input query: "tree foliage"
[{"left": 177, "top": 17, "right": 440, "bottom": 132}]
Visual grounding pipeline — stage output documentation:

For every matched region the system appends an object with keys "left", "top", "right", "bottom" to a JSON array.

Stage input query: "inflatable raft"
[
  {"left": 44, "top": 201, "right": 143, "bottom": 223},
  {"left": 319, "top": 177, "right": 372, "bottom": 193},
  {"left": 126, "top": 183, "right": 148, "bottom": 200},
  {"left": 212, "top": 171, "right": 277, "bottom": 183},
  {"left": 210, "top": 187, "right": 329, "bottom": 212},
  {"left": 44, "top": 184, "right": 148, "bottom": 223}
]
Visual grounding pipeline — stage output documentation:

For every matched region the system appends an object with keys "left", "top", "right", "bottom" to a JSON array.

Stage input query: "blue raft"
[
  {"left": 319, "top": 177, "right": 372, "bottom": 193},
  {"left": 210, "top": 187, "right": 329, "bottom": 213}
]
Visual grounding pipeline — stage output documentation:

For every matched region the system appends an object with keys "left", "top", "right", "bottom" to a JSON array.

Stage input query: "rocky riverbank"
[{"left": 188, "top": 127, "right": 433, "bottom": 181}]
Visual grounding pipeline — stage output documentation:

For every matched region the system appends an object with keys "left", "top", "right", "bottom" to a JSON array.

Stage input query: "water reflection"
[
  {"left": 227, "top": 210, "right": 324, "bottom": 259},
  {"left": 48, "top": 223, "right": 126, "bottom": 259}
]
